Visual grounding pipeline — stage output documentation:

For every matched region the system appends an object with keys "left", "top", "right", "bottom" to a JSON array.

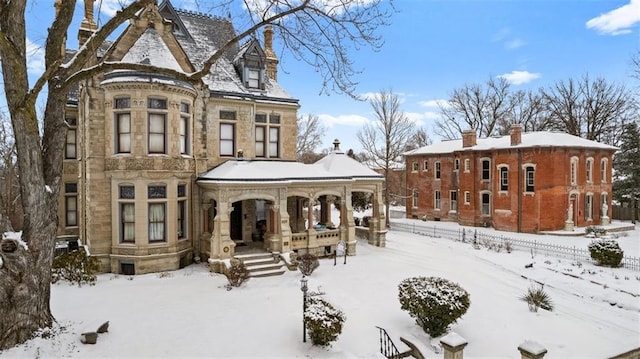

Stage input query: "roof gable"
[{"left": 102, "top": 3, "right": 194, "bottom": 73}]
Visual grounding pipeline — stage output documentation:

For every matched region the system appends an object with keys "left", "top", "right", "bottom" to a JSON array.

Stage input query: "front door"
[{"left": 230, "top": 201, "right": 242, "bottom": 241}]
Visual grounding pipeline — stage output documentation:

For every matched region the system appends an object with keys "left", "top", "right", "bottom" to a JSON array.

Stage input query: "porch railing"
[{"left": 375, "top": 326, "right": 402, "bottom": 359}]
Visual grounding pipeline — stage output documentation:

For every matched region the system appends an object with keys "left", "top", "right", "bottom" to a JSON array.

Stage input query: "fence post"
[
  {"left": 441, "top": 332, "right": 467, "bottom": 359},
  {"left": 517, "top": 340, "right": 547, "bottom": 359}
]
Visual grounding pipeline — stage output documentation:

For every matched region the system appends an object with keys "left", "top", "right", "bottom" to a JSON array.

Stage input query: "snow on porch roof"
[{"left": 197, "top": 154, "right": 383, "bottom": 184}]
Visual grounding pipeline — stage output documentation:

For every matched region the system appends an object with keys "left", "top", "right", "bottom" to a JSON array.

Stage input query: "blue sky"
[
  {"left": 11, "top": 0, "right": 640, "bottom": 153},
  {"left": 276, "top": 0, "right": 640, "bottom": 152}
]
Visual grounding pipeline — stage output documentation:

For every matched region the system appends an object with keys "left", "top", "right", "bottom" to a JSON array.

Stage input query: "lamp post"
[{"left": 300, "top": 275, "right": 308, "bottom": 343}]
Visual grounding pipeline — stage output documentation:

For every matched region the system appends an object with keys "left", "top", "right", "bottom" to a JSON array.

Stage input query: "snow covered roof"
[
  {"left": 404, "top": 131, "right": 618, "bottom": 156},
  {"left": 198, "top": 152, "right": 383, "bottom": 185},
  {"left": 86, "top": 1, "right": 296, "bottom": 104},
  {"left": 167, "top": 4, "right": 296, "bottom": 103}
]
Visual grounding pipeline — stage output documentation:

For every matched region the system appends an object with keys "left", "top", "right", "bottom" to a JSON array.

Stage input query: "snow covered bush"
[
  {"left": 588, "top": 239, "right": 623, "bottom": 267},
  {"left": 225, "top": 260, "right": 250, "bottom": 288},
  {"left": 51, "top": 247, "right": 100, "bottom": 286},
  {"left": 585, "top": 226, "right": 607, "bottom": 237},
  {"left": 304, "top": 297, "right": 346, "bottom": 347},
  {"left": 520, "top": 284, "right": 554, "bottom": 312},
  {"left": 298, "top": 253, "right": 319, "bottom": 276},
  {"left": 398, "top": 276, "right": 470, "bottom": 337}
]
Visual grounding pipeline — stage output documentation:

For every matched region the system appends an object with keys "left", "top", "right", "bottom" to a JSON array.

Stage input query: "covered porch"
[{"left": 194, "top": 147, "right": 386, "bottom": 273}]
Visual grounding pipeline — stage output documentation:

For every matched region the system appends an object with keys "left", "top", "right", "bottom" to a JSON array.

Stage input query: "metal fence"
[{"left": 390, "top": 221, "right": 640, "bottom": 272}]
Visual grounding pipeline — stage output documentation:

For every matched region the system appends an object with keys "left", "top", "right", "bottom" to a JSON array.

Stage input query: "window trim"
[
  {"left": 586, "top": 157, "right": 594, "bottom": 184},
  {"left": 449, "top": 190, "right": 458, "bottom": 213},
  {"left": 600, "top": 158, "right": 608, "bottom": 184},
  {"left": 412, "top": 189, "right": 418, "bottom": 208},
  {"left": 412, "top": 162, "right": 419, "bottom": 172},
  {"left": 115, "top": 112, "right": 131, "bottom": 154},
  {"left": 464, "top": 191, "right": 470, "bottom": 205},
  {"left": 435, "top": 161, "right": 441, "bottom": 179},
  {"left": 65, "top": 118, "right": 77, "bottom": 159},
  {"left": 464, "top": 158, "right": 470, "bottom": 173},
  {"left": 148, "top": 112, "right": 167, "bottom": 154},
  {"left": 481, "top": 158, "right": 491, "bottom": 181},
  {"left": 480, "top": 191, "right": 491, "bottom": 216},
  {"left": 498, "top": 165, "right": 509, "bottom": 192},
  {"left": 585, "top": 192, "right": 594, "bottom": 221},
  {"left": 118, "top": 184, "right": 135, "bottom": 244},
  {"left": 65, "top": 183, "right": 78, "bottom": 227},
  {"left": 570, "top": 156, "right": 579, "bottom": 186},
  {"left": 434, "top": 190, "right": 441, "bottom": 210},
  {"left": 220, "top": 122, "right": 236, "bottom": 157},
  {"left": 523, "top": 163, "right": 536, "bottom": 194},
  {"left": 147, "top": 184, "right": 167, "bottom": 243},
  {"left": 423, "top": 160, "right": 429, "bottom": 171}
]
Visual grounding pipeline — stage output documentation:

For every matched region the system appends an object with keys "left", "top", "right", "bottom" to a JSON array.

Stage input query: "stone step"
[
  {"left": 246, "top": 262, "right": 285, "bottom": 273},
  {"left": 250, "top": 268, "right": 287, "bottom": 278}
]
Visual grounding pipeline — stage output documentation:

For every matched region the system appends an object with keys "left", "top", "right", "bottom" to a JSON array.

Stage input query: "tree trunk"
[{"left": 0, "top": 112, "right": 58, "bottom": 349}]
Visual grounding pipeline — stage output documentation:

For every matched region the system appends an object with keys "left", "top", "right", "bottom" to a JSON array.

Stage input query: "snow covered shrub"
[
  {"left": 298, "top": 253, "right": 320, "bottom": 276},
  {"left": 520, "top": 284, "right": 554, "bottom": 312},
  {"left": 304, "top": 297, "right": 346, "bottom": 347},
  {"left": 588, "top": 239, "right": 623, "bottom": 267},
  {"left": 225, "top": 260, "right": 250, "bottom": 288},
  {"left": 585, "top": 226, "right": 607, "bottom": 237},
  {"left": 51, "top": 247, "right": 100, "bottom": 286},
  {"left": 398, "top": 276, "right": 470, "bottom": 337}
]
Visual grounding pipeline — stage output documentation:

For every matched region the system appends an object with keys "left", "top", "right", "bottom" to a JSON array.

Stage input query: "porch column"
[
  {"left": 196, "top": 202, "right": 211, "bottom": 262},
  {"left": 369, "top": 184, "right": 387, "bottom": 247},
  {"left": 279, "top": 194, "right": 292, "bottom": 252},
  {"left": 209, "top": 200, "right": 235, "bottom": 266},
  {"left": 341, "top": 194, "right": 357, "bottom": 255}
]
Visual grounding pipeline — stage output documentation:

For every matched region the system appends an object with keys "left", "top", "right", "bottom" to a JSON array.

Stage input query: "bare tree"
[
  {"left": 357, "top": 89, "right": 415, "bottom": 226},
  {"left": 542, "top": 75, "right": 637, "bottom": 146},
  {"left": 296, "top": 114, "right": 325, "bottom": 162},
  {"left": 0, "top": 115, "right": 18, "bottom": 233},
  {"left": 436, "top": 77, "right": 512, "bottom": 140},
  {"left": 496, "top": 89, "right": 551, "bottom": 134},
  {"left": 0, "top": 0, "right": 392, "bottom": 349},
  {"left": 404, "top": 127, "right": 431, "bottom": 151}
]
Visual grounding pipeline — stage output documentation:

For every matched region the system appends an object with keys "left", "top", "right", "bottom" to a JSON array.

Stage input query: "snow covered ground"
[{"left": 1, "top": 222, "right": 639, "bottom": 358}]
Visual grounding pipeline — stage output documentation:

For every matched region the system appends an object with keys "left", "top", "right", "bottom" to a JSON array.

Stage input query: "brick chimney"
[
  {"left": 264, "top": 25, "right": 279, "bottom": 81},
  {"left": 462, "top": 130, "right": 477, "bottom": 148},
  {"left": 510, "top": 124, "right": 522, "bottom": 146}
]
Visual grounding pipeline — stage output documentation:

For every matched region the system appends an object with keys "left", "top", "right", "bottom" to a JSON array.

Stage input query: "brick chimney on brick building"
[
  {"left": 462, "top": 130, "right": 477, "bottom": 148},
  {"left": 510, "top": 124, "right": 523, "bottom": 146}
]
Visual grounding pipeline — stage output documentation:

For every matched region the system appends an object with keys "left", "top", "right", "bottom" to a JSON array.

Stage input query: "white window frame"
[
  {"left": 481, "top": 158, "right": 491, "bottom": 181},
  {"left": 523, "top": 163, "right": 536, "bottom": 193},
  {"left": 450, "top": 190, "right": 458, "bottom": 213},
  {"left": 600, "top": 158, "right": 607, "bottom": 184},
  {"left": 435, "top": 161, "right": 441, "bottom": 179},
  {"left": 412, "top": 189, "right": 418, "bottom": 208},
  {"left": 498, "top": 165, "right": 509, "bottom": 192},
  {"left": 464, "top": 158, "right": 470, "bottom": 173},
  {"left": 480, "top": 191, "right": 491, "bottom": 216},
  {"left": 65, "top": 183, "right": 78, "bottom": 227},
  {"left": 434, "top": 190, "right": 441, "bottom": 210},
  {"left": 586, "top": 157, "right": 594, "bottom": 184},
  {"left": 464, "top": 191, "right": 470, "bottom": 205},
  {"left": 570, "top": 156, "right": 579, "bottom": 186}
]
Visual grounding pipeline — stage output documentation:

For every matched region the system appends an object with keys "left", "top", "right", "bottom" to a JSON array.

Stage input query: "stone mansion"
[{"left": 57, "top": 0, "right": 386, "bottom": 274}]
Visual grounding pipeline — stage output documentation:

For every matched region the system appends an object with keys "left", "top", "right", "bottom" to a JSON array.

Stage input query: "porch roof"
[{"left": 197, "top": 154, "right": 383, "bottom": 185}]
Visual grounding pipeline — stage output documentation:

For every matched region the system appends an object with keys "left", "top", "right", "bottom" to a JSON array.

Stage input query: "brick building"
[
  {"left": 404, "top": 125, "right": 616, "bottom": 233},
  {"left": 56, "top": 0, "right": 386, "bottom": 275}
]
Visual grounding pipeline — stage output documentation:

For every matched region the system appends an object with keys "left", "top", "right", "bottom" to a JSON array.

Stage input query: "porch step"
[{"left": 236, "top": 253, "right": 286, "bottom": 278}]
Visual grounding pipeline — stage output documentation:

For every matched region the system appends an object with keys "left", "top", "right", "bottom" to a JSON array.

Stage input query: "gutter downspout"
[{"left": 517, "top": 149, "right": 522, "bottom": 233}]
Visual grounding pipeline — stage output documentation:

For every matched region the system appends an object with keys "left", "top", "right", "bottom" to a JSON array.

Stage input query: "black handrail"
[{"left": 375, "top": 326, "right": 402, "bottom": 359}]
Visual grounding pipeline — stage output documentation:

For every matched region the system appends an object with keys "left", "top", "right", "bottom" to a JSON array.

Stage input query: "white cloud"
[
  {"left": 497, "top": 70, "right": 541, "bottom": 85},
  {"left": 505, "top": 39, "right": 525, "bottom": 50},
  {"left": 418, "top": 99, "right": 450, "bottom": 109},
  {"left": 318, "top": 113, "right": 370, "bottom": 128},
  {"left": 407, "top": 110, "right": 442, "bottom": 123},
  {"left": 586, "top": 0, "right": 640, "bottom": 35},
  {"left": 26, "top": 38, "right": 45, "bottom": 75}
]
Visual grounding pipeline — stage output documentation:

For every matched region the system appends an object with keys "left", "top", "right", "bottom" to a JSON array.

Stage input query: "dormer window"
[
  {"left": 248, "top": 68, "right": 260, "bottom": 88},
  {"left": 235, "top": 38, "right": 267, "bottom": 90}
]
